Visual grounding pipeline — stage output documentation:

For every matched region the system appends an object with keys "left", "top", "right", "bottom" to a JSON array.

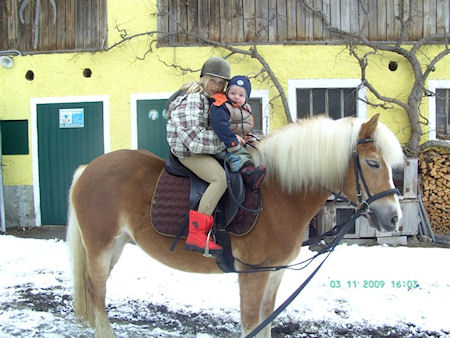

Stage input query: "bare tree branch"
[
  {"left": 107, "top": 31, "right": 157, "bottom": 50},
  {"left": 348, "top": 45, "right": 410, "bottom": 111},
  {"left": 300, "top": 0, "right": 450, "bottom": 156},
  {"left": 109, "top": 0, "right": 449, "bottom": 155},
  {"left": 108, "top": 12, "right": 293, "bottom": 123},
  {"left": 418, "top": 140, "right": 450, "bottom": 152},
  {"left": 423, "top": 48, "right": 450, "bottom": 79}
]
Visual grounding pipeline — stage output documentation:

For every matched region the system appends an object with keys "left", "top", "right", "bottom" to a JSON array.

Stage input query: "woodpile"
[{"left": 419, "top": 150, "right": 450, "bottom": 234}]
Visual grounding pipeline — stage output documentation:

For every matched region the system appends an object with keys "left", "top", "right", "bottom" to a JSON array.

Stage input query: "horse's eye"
[{"left": 366, "top": 159, "right": 380, "bottom": 168}]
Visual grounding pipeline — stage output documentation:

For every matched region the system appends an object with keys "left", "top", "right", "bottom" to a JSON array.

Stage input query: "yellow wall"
[{"left": 1, "top": 0, "right": 449, "bottom": 185}]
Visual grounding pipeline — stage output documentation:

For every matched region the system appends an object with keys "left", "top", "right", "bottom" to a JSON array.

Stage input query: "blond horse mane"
[{"left": 255, "top": 116, "right": 404, "bottom": 193}]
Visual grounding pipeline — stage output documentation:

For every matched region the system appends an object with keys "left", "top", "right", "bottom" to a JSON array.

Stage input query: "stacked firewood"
[{"left": 419, "top": 150, "right": 450, "bottom": 234}]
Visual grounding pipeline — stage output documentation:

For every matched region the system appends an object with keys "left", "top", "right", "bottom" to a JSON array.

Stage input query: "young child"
[{"left": 209, "top": 75, "right": 266, "bottom": 190}]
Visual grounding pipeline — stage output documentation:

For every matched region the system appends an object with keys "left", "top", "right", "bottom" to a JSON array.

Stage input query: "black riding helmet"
[{"left": 200, "top": 57, "right": 231, "bottom": 80}]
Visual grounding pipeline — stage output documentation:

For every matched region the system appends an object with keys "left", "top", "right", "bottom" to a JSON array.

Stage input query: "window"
[
  {"left": 1, "top": 120, "right": 29, "bottom": 155},
  {"left": 435, "top": 89, "right": 449, "bottom": 139},
  {"left": 428, "top": 80, "right": 450, "bottom": 141},
  {"left": 296, "top": 88, "right": 357, "bottom": 120},
  {"left": 248, "top": 89, "right": 270, "bottom": 136},
  {"left": 288, "top": 79, "right": 366, "bottom": 122}
]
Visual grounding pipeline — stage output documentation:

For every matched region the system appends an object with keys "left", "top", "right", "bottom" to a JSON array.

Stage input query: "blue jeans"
[{"left": 215, "top": 148, "right": 252, "bottom": 172}]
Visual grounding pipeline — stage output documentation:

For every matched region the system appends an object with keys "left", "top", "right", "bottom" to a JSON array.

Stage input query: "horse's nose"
[
  {"left": 385, "top": 213, "right": 401, "bottom": 232},
  {"left": 391, "top": 215, "right": 399, "bottom": 227}
]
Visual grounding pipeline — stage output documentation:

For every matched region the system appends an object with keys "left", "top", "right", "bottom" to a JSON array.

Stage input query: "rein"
[
  {"left": 242, "top": 137, "right": 400, "bottom": 338},
  {"left": 222, "top": 136, "right": 265, "bottom": 214},
  {"left": 223, "top": 154, "right": 263, "bottom": 214}
]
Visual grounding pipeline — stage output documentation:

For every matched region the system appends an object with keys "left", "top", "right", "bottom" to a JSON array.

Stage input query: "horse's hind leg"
[{"left": 86, "top": 233, "right": 130, "bottom": 338}]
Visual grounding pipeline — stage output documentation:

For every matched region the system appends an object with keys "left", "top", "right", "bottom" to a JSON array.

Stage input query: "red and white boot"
[{"left": 185, "top": 210, "right": 223, "bottom": 256}]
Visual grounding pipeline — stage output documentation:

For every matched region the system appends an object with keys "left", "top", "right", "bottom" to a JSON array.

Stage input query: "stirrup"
[{"left": 202, "top": 230, "right": 222, "bottom": 258}]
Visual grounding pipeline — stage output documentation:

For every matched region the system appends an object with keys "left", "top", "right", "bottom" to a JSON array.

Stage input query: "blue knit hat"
[{"left": 227, "top": 75, "right": 251, "bottom": 102}]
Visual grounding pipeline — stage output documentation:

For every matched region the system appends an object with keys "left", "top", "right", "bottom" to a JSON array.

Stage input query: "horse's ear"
[{"left": 359, "top": 114, "right": 379, "bottom": 139}]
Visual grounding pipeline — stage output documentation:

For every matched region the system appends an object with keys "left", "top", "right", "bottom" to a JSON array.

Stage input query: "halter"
[
  {"left": 241, "top": 137, "right": 402, "bottom": 338},
  {"left": 328, "top": 137, "right": 400, "bottom": 213}
]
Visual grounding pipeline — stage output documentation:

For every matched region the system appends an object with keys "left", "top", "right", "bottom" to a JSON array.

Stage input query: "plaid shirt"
[{"left": 166, "top": 91, "right": 225, "bottom": 158}]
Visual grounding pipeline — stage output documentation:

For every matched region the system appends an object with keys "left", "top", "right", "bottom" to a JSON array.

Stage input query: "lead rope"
[{"left": 244, "top": 208, "right": 360, "bottom": 338}]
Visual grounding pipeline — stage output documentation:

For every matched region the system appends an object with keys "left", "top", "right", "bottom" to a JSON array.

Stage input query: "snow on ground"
[{"left": 0, "top": 235, "right": 449, "bottom": 337}]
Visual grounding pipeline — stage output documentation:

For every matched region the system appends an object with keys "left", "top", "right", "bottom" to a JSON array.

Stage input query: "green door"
[
  {"left": 136, "top": 99, "right": 169, "bottom": 159},
  {"left": 37, "top": 102, "right": 104, "bottom": 225}
]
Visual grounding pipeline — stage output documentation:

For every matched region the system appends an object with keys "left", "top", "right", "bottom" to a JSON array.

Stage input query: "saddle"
[
  {"left": 151, "top": 152, "right": 261, "bottom": 236},
  {"left": 150, "top": 153, "right": 261, "bottom": 271}
]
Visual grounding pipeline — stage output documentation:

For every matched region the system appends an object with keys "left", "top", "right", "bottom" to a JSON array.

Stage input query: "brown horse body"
[{"left": 67, "top": 115, "right": 404, "bottom": 337}]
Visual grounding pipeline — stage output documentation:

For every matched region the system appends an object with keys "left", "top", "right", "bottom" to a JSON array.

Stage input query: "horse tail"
[{"left": 66, "top": 165, "right": 95, "bottom": 326}]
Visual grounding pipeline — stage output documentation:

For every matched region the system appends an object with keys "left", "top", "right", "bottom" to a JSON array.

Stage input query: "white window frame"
[
  {"left": 428, "top": 80, "right": 450, "bottom": 142},
  {"left": 250, "top": 89, "right": 270, "bottom": 135},
  {"left": 287, "top": 79, "right": 367, "bottom": 122}
]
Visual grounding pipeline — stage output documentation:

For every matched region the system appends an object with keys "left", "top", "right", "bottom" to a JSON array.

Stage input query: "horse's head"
[{"left": 342, "top": 114, "right": 404, "bottom": 232}]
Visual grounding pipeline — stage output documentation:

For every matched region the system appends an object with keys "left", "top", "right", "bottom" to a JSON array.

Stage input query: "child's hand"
[
  {"left": 236, "top": 135, "right": 246, "bottom": 145},
  {"left": 244, "top": 134, "right": 257, "bottom": 143}
]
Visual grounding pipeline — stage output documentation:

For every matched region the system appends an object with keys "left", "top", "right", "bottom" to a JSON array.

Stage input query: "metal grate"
[{"left": 296, "top": 88, "right": 357, "bottom": 120}]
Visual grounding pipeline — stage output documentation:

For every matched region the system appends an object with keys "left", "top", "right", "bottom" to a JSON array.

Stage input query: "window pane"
[
  {"left": 343, "top": 88, "right": 357, "bottom": 117},
  {"left": 296, "top": 89, "right": 310, "bottom": 119},
  {"left": 435, "top": 89, "right": 448, "bottom": 137},
  {"left": 248, "top": 98, "right": 262, "bottom": 135},
  {"left": 313, "top": 88, "right": 325, "bottom": 115},
  {"left": 328, "top": 89, "right": 341, "bottom": 120}
]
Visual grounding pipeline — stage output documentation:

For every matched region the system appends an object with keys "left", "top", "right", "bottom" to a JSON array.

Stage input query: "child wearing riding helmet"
[
  {"left": 209, "top": 75, "right": 266, "bottom": 190},
  {"left": 166, "top": 57, "right": 231, "bottom": 257}
]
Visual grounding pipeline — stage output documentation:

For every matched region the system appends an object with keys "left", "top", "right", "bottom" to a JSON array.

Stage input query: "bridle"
[
  {"left": 327, "top": 137, "right": 400, "bottom": 214},
  {"left": 242, "top": 137, "right": 402, "bottom": 338}
]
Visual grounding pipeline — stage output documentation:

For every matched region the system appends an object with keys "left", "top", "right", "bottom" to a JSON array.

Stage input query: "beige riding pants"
[{"left": 179, "top": 154, "right": 227, "bottom": 216}]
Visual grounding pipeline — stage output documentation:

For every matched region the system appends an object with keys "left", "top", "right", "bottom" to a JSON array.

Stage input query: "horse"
[{"left": 66, "top": 114, "right": 404, "bottom": 337}]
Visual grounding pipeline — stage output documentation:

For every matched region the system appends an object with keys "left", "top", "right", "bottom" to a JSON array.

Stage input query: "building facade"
[{"left": 0, "top": 0, "right": 449, "bottom": 228}]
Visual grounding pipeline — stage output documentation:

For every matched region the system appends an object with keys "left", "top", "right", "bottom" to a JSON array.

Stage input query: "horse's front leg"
[
  {"left": 259, "top": 270, "right": 285, "bottom": 327},
  {"left": 238, "top": 270, "right": 276, "bottom": 338}
]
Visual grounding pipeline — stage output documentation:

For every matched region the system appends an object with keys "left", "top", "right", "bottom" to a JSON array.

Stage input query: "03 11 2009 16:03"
[{"left": 329, "top": 280, "right": 419, "bottom": 289}]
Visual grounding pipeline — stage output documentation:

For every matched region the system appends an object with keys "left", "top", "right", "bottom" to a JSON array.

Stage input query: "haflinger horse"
[{"left": 66, "top": 114, "right": 404, "bottom": 337}]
